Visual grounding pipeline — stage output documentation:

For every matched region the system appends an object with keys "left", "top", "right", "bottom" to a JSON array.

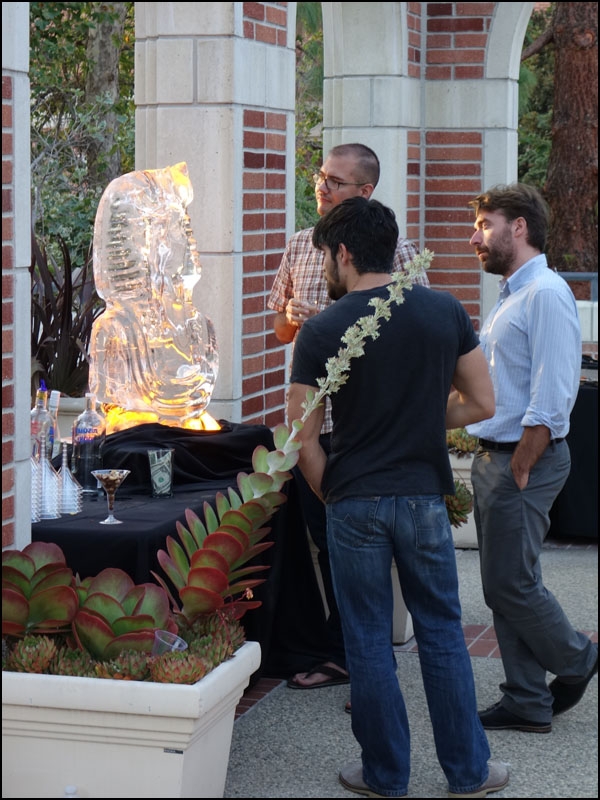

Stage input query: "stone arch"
[
  {"left": 320, "top": 3, "right": 537, "bottom": 322},
  {"left": 5, "top": 1, "right": 547, "bottom": 548}
]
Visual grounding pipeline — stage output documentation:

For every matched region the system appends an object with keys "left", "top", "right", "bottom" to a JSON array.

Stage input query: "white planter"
[
  {"left": 2, "top": 640, "right": 261, "bottom": 799},
  {"left": 449, "top": 453, "right": 478, "bottom": 549}
]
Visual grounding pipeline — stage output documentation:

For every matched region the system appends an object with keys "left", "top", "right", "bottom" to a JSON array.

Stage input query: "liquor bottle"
[
  {"left": 30, "top": 380, "right": 54, "bottom": 460},
  {"left": 48, "top": 390, "right": 62, "bottom": 459},
  {"left": 72, "top": 393, "right": 106, "bottom": 494}
]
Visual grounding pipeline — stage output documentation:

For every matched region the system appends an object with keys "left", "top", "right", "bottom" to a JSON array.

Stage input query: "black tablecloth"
[
  {"left": 549, "top": 381, "right": 598, "bottom": 540},
  {"left": 33, "top": 421, "right": 331, "bottom": 682}
]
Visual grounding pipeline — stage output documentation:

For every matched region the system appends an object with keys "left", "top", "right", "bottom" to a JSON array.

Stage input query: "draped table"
[
  {"left": 549, "top": 381, "right": 598, "bottom": 540},
  {"left": 32, "top": 420, "right": 332, "bottom": 682}
]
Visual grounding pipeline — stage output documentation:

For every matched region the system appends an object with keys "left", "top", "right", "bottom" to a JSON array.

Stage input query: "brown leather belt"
[{"left": 478, "top": 438, "right": 564, "bottom": 452}]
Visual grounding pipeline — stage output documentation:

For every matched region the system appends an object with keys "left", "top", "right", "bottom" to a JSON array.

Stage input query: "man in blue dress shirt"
[{"left": 467, "top": 183, "right": 598, "bottom": 734}]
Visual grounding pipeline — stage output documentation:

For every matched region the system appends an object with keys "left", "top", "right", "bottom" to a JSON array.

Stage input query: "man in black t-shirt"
[{"left": 287, "top": 197, "right": 507, "bottom": 800}]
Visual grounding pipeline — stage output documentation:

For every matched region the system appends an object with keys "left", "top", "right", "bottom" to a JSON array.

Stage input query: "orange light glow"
[{"left": 101, "top": 405, "right": 221, "bottom": 435}]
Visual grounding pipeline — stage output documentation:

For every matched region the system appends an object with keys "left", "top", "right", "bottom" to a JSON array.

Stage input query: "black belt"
[{"left": 478, "top": 437, "right": 564, "bottom": 452}]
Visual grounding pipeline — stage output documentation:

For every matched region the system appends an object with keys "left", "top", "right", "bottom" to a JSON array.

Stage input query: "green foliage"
[
  {"left": 295, "top": 3, "right": 557, "bottom": 206},
  {"left": 295, "top": 3, "right": 323, "bottom": 230},
  {"left": 518, "top": 5, "right": 555, "bottom": 187},
  {"left": 29, "top": 2, "right": 135, "bottom": 270}
]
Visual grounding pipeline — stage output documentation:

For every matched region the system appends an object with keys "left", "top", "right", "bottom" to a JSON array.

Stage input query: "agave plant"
[{"left": 153, "top": 422, "right": 302, "bottom": 627}]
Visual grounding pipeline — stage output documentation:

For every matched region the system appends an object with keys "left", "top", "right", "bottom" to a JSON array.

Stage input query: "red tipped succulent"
[
  {"left": 73, "top": 568, "right": 177, "bottom": 660},
  {"left": 2, "top": 542, "right": 79, "bottom": 637}
]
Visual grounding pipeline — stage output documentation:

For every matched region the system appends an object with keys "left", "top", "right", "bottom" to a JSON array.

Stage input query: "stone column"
[{"left": 134, "top": 2, "right": 296, "bottom": 422}]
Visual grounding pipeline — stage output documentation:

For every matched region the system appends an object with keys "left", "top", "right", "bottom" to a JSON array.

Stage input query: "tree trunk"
[
  {"left": 544, "top": 2, "right": 598, "bottom": 294},
  {"left": 84, "top": 2, "right": 128, "bottom": 186}
]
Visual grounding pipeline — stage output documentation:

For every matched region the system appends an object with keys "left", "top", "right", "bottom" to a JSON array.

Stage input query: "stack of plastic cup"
[
  {"left": 59, "top": 441, "right": 82, "bottom": 515},
  {"left": 31, "top": 455, "right": 41, "bottom": 523},
  {"left": 39, "top": 434, "right": 60, "bottom": 520}
]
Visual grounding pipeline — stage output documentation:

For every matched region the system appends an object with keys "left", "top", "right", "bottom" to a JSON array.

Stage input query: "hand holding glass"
[{"left": 91, "top": 469, "right": 130, "bottom": 524}]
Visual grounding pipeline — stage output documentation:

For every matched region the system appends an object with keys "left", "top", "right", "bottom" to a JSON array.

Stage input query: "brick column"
[{"left": 2, "top": 1, "right": 32, "bottom": 549}]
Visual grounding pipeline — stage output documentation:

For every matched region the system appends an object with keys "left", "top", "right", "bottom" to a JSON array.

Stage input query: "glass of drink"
[{"left": 91, "top": 469, "right": 130, "bottom": 524}]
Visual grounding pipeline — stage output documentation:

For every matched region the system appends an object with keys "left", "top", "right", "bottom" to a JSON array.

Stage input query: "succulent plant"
[
  {"left": 94, "top": 649, "right": 152, "bottom": 681},
  {"left": 50, "top": 644, "right": 97, "bottom": 677},
  {"left": 185, "top": 608, "right": 247, "bottom": 651},
  {"left": 445, "top": 478, "right": 474, "bottom": 528},
  {"left": 447, "top": 427, "right": 478, "bottom": 457},
  {"left": 3, "top": 253, "right": 432, "bottom": 682},
  {"left": 149, "top": 651, "right": 211, "bottom": 684},
  {"left": 4, "top": 634, "right": 59, "bottom": 673},
  {"left": 73, "top": 567, "right": 177, "bottom": 661},
  {"left": 2, "top": 545, "right": 179, "bottom": 671},
  {"left": 1, "top": 542, "right": 79, "bottom": 638},
  {"left": 153, "top": 422, "right": 301, "bottom": 628}
]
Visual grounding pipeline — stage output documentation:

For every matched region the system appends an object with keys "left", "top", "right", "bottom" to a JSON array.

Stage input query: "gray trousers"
[{"left": 471, "top": 440, "right": 596, "bottom": 722}]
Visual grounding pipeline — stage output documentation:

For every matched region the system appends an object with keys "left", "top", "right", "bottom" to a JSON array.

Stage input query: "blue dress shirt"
[{"left": 467, "top": 255, "right": 581, "bottom": 442}]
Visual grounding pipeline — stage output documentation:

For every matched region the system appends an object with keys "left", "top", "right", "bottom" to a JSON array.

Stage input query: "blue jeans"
[{"left": 326, "top": 495, "right": 490, "bottom": 797}]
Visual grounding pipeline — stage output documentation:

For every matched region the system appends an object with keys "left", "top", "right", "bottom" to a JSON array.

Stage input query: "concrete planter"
[
  {"left": 2, "top": 641, "right": 261, "bottom": 799},
  {"left": 449, "top": 453, "right": 478, "bottom": 549}
]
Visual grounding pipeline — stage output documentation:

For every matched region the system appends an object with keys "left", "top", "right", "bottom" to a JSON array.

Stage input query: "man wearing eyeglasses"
[{"left": 268, "top": 143, "right": 429, "bottom": 692}]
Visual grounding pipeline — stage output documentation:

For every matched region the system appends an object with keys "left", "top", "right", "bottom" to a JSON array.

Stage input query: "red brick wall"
[
  {"left": 407, "top": 2, "right": 423, "bottom": 79},
  {"left": 2, "top": 74, "right": 16, "bottom": 547},
  {"left": 241, "top": 4, "right": 290, "bottom": 425},
  {"left": 425, "top": 130, "right": 483, "bottom": 322},
  {"left": 423, "top": 3, "right": 496, "bottom": 330},
  {"left": 242, "top": 2, "right": 499, "bottom": 426},
  {"left": 241, "top": 108, "right": 288, "bottom": 424}
]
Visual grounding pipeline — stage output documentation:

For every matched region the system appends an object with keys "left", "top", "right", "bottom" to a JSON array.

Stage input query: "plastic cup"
[{"left": 152, "top": 630, "right": 188, "bottom": 656}]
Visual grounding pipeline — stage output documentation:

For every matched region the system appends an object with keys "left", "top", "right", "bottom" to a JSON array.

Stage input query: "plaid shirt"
[{"left": 268, "top": 227, "right": 429, "bottom": 433}]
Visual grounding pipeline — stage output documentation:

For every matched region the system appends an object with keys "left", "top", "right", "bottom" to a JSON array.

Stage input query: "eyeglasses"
[{"left": 312, "top": 172, "right": 367, "bottom": 191}]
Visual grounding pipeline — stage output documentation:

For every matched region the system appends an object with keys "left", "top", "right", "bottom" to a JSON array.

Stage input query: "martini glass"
[{"left": 91, "top": 469, "right": 130, "bottom": 524}]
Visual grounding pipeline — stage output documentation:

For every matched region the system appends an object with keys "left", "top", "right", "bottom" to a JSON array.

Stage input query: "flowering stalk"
[
  {"left": 293, "top": 249, "right": 434, "bottom": 434},
  {"left": 153, "top": 250, "right": 434, "bottom": 628}
]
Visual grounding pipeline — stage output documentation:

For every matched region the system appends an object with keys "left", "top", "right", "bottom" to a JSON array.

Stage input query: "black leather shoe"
[
  {"left": 550, "top": 645, "right": 598, "bottom": 716},
  {"left": 478, "top": 701, "right": 551, "bottom": 733}
]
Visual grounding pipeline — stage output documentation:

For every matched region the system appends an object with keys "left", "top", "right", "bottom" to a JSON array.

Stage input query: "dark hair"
[
  {"left": 328, "top": 143, "right": 381, "bottom": 187},
  {"left": 468, "top": 183, "right": 549, "bottom": 251},
  {"left": 312, "top": 197, "right": 398, "bottom": 274}
]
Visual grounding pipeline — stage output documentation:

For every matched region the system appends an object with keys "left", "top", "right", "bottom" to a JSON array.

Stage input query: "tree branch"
[{"left": 522, "top": 26, "right": 554, "bottom": 62}]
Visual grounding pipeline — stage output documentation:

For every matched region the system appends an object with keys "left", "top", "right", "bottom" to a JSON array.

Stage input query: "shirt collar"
[{"left": 504, "top": 253, "right": 548, "bottom": 295}]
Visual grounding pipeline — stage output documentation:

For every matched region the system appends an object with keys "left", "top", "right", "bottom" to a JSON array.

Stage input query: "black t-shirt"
[{"left": 291, "top": 284, "right": 479, "bottom": 502}]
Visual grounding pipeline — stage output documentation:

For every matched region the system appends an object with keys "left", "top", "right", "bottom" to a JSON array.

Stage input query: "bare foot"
[{"left": 288, "top": 661, "right": 349, "bottom": 688}]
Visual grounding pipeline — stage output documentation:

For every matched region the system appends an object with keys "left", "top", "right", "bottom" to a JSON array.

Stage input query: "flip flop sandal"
[{"left": 287, "top": 663, "right": 350, "bottom": 690}]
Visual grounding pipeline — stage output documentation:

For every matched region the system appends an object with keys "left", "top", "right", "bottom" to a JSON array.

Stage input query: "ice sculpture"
[{"left": 88, "top": 162, "right": 219, "bottom": 433}]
